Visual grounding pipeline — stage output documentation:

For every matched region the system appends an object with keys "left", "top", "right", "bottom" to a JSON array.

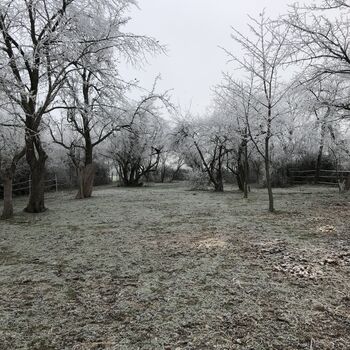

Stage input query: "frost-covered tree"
[
  {"left": 48, "top": 61, "right": 131, "bottom": 199},
  {"left": 286, "top": 1, "right": 350, "bottom": 116},
  {"left": 214, "top": 74, "right": 257, "bottom": 197},
  {"left": 301, "top": 80, "right": 343, "bottom": 182},
  {"left": 0, "top": 0, "right": 76, "bottom": 212},
  {"left": 107, "top": 96, "right": 169, "bottom": 187},
  {"left": 287, "top": 1, "right": 350, "bottom": 81},
  {"left": 48, "top": 5, "right": 162, "bottom": 199},
  {"left": 174, "top": 115, "right": 231, "bottom": 192},
  {"left": 0, "top": 113, "right": 25, "bottom": 219},
  {"left": 0, "top": 0, "right": 159, "bottom": 211},
  {"left": 224, "top": 12, "right": 293, "bottom": 211}
]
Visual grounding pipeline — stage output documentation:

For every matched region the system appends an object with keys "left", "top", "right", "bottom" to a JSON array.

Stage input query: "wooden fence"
[
  {"left": 0, "top": 175, "right": 62, "bottom": 197},
  {"left": 288, "top": 169, "right": 350, "bottom": 186}
]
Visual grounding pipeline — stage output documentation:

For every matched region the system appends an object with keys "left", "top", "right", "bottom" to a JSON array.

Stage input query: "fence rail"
[
  {"left": 289, "top": 169, "right": 350, "bottom": 174},
  {"left": 288, "top": 169, "right": 350, "bottom": 186},
  {"left": 0, "top": 175, "right": 70, "bottom": 196}
]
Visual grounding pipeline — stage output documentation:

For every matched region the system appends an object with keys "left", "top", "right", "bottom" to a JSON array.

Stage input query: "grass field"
[{"left": 0, "top": 183, "right": 350, "bottom": 349}]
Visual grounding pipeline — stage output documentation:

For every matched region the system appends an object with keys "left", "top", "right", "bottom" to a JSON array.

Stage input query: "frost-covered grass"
[{"left": 0, "top": 183, "right": 350, "bottom": 349}]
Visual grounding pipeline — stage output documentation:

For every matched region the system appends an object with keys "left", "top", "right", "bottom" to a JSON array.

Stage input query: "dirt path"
[{"left": 0, "top": 184, "right": 349, "bottom": 349}]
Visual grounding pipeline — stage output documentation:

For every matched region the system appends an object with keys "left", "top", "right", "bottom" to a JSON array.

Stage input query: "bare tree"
[
  {"left": 174, "top": 116, "right": 230, "bottom": 192},
  {"left": 48, "top": 62, "right": 131, "bottom": 199},
  {"left": 286, "top": 1, "right": 350, "bottom": 89},
  {"left": 303, "top": 80, "right": 342, "bottom": 182},
  {"left": 108, "top": 99, "right": 168, "bottom": 187},
  {"left": 46, "top": 3, "right": 163, "bottom": 198},
  {"left": 214, "top": 74, "right": 256, "bottom": 198},
  {"left": 0, "top": 117, "right": 25, "bottom": 219},
  {"left": 0, "top": 0, "right": 78, "bottom": 212},
  {"left": 0, "top": 0, "right": 156, "bottom": 211},
  {"left": 223, "top": 12, "right": 293, "bottom": 211}
]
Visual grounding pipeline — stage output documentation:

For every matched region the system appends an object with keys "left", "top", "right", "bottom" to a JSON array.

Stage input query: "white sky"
[{"left": 122, "top": 0, "right": 294, "bottom": 114}]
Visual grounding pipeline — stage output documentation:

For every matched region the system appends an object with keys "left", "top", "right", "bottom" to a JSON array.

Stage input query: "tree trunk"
[
  {"left": 26, "top": 162, "right": 46, "bottom": 213},
  {"left": 160, "top": 164, "right": 166, "bottom": 183},
  {"left": 120, "top": 175, "right": 142, "bottom": 187},
  {"left": 1, "top": 176, "right": 13, "bottom": 220},
  {"left": 236, "top": 143, "right": 245, "bottom": 192},
  {"left": 315, "top": 149, "right": 323, "bottom": 184},
  {"left": 76, "top": 163, "right": 96, "bottom": 199},
  {"left": 265, "top": 137, "right": 274, "bottom": 212},
  {"left": 214, "top": 180, "right": 224, "bottom": 192},
  {"left": 170, "top": 161, "right": 183, "bottom": 182},
  {"left": 214, "top": 146, "right": 224, "bottom": 192},
  {"left": 236, "top": 174, "right": 244, "bottom": 192},
  {"left": 25, "top": 142, "right": 47, "bottom": 213},
  {"left": 214, "top": 165, "right": 224, "bottom": 192},
  {"left": 315, "top": 123, "right": 326, "bottom": 184},
  {"left": 243, "top": 134, "right": 249, "bottom": 199},
  {"left": 75, "top": 136, "right": 96, "bottom": 199},
  {"left": 255, "top": 163, "right": 261, "bottom": 185},
  {"left": 1, "top": 147, "right": 26, "bottom": 219}
]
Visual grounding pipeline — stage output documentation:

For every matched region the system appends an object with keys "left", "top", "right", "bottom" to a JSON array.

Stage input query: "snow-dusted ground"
[{"left": 0, "top": 183, "right": 350, "bottom": 349}]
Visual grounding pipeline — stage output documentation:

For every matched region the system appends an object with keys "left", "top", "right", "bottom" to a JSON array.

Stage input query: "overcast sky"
[{"left": 122, "top": 0, "right": 294, "bottom": 114}]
